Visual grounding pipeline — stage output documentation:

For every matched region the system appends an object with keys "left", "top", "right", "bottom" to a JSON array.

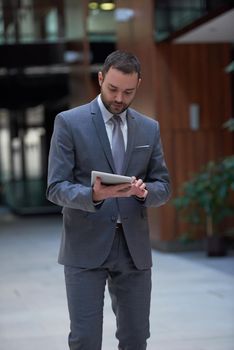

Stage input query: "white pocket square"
[{"left": 135, "top": 145, "right": 150, "bottom": 149}]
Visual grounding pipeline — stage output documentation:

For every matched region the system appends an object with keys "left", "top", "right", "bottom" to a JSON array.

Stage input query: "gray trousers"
[{"left": 64, "top": 225, "right": 151, "bottom": 350}]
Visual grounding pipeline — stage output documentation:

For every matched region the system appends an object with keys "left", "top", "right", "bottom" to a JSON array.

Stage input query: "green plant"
[
  {"left": 173, "top": 155, "right": 234, "bottom": 237},
  {"left": 223, "top": 118, "right": 234, "bottom": 132}
]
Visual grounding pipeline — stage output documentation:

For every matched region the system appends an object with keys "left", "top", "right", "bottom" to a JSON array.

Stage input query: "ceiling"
[{"left": 174, "top": 8, "right": 234, "bottom": 43}]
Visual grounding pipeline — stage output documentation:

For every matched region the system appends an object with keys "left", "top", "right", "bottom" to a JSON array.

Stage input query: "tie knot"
[{"left": 112, "top": 115, "right": 122, "bottom": 125}]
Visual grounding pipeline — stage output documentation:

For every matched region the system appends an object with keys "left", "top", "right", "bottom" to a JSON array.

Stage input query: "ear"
[
  {"left": 98, "top": 71, "right": 103, "bottom": 86},
  {"left": 137, "top": 78, "right": 142, "bottom": 88}
]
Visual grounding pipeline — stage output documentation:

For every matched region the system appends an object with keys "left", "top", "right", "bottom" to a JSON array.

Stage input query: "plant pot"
[{"left": 205, "top": 236, "right": 227, "bottom": 257}]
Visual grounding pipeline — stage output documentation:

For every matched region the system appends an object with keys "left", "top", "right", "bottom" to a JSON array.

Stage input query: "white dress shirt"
[{"left": 97, "top": 95, "right": 128, "bottom": 150}]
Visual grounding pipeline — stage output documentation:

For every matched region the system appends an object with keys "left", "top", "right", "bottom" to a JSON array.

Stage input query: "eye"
[
  {"left": 125, "top": 91, "right": 133, "bottom": 95},
  {"left": 109, "top": 86, "right": 117, "bottom": 92}
]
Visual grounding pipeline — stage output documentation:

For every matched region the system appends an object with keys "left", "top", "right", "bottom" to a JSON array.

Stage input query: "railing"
[{"left": 155, "top": 0, "right": 234, "bottom": 42}]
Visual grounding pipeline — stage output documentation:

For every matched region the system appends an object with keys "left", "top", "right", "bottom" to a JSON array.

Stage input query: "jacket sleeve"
[
  {"left": 46, "top": 113, "right": 97, "bottom": 212},
  {"left": 143, "top": 122, "right": 171, "bottom": 208}
]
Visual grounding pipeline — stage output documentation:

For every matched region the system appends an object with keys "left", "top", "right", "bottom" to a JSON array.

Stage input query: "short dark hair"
[{"left": 102, "top": 50, "right": 141, "bottom": 79}]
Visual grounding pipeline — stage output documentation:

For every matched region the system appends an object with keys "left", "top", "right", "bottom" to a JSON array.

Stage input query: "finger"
[
  {"left": 117, "top": 186, "right": 132, "bottom": 193},
  {"left": 133, "top": 179, "right": 143, "bottom": 188},
  {"left": 135, "top": 179, "right": 145, "bottom": 187},
  {"left": 95, "top": 176, "right": 102, "bottom": 184},
  {"left": 115, "top": 183, "right": 132, "bottom": 191}
]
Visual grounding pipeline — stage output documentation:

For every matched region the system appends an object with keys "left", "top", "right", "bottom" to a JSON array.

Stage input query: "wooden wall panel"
[
  {"left": 116, "top": 0, "right": 174, "bottom": 242},
  {"left": 172, "top": 130, "right": 232, "bottom": 189},
  {"left": 155, "top": 44, "right": 233, "bottom": 131},
  {"left": 116, "top": 0, "right": 156, "bottom": 118},
  {"left": 115, "top": 0, "right": 233, "bottom": 244}
]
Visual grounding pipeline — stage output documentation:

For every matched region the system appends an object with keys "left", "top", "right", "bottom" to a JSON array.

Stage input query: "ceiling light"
[
  {"left": 100, "top": 1, "right": 115, "bottom": 11},
  {"left": 88, "top": 2, "right": 99, "bottom": 10}
]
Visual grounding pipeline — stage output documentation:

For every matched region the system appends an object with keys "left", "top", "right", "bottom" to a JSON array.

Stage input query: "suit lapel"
[
  {"left": 91, "top": 99, "right": 116, "bottom": 172},
  {"left": 122, "top": 111, "right": 136, "bottom": 175}
]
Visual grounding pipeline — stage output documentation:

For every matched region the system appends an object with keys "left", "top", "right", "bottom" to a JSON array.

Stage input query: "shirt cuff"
[{"left": 93, "top": 200, "right": 104, "bottom": 206}]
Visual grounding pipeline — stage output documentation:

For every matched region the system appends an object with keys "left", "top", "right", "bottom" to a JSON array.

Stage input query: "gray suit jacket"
[{"left": 47, "top": 98, "right": 171, "bottom": 269}]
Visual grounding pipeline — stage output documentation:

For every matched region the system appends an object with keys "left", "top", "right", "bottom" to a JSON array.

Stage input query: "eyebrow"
[{"left": 109, "top": 83, "right": 135, "bottom": 92}]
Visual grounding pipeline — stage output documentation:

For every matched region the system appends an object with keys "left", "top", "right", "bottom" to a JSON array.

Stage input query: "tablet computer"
[{"left": 91, "top": 171, "right": 132, "bottom": 186}]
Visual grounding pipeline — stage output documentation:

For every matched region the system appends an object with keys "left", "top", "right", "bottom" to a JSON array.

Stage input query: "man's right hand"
[
  {"left": 92, "top": 177, "right": 133, "bottom": 202},
  {"left": 92, "top": 176, "right": 148, "bottom": 202}
]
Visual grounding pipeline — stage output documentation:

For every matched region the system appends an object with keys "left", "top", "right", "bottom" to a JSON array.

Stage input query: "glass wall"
[
  {"left": 0, "top": 0, "right": 70, "bottom": 213},
  {"left": 0, "top": 0, "right": 65, "bottom": 44},
  {"left": 0, "top": 0, "right": 117, "bottom": 213},
  {"left": 155, "top": 0, "right": 234, "bottom": 42}
]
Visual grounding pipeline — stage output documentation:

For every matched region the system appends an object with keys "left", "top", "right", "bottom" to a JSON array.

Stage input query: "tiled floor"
[{"left": 0, "top": 213, "right": 234, "bottom": 350}]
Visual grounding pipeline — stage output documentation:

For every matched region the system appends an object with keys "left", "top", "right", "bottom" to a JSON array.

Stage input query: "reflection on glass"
[
  {"left": 25, "top": 127, "right": 45, "bottom": 179},
  {"left": 0, "top": 0, "right": 61, "bottom": 44},
  {"left": 155, "top": 0, "right": 234, "bottom": 42},
  {"left": 0, "top": 109, "right": 10, "bottom": 182}
]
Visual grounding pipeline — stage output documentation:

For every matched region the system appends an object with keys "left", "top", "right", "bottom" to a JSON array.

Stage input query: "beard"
[{"left": 100, "top": 90, "right": 131, "bottom": 115}]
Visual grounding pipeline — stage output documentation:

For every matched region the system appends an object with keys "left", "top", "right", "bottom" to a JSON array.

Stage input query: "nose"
[{"left": 115, "top": 91, "right": 123, "bottom": 103}]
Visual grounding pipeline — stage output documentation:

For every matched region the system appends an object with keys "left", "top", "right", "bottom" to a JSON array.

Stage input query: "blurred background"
[{"left": 0, "top": 0, "right": 233, "bottom": 252}]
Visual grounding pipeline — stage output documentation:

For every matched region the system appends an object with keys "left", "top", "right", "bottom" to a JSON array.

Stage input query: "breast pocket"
[
  {"left": 128, "top": 145, "right": 152, "bottom": 174},
  {"left": 133, "top": 145, "right": 152, "bottom": 156},
  {"left": 134, "top": 145, "right": 151, "bottom": 151}
]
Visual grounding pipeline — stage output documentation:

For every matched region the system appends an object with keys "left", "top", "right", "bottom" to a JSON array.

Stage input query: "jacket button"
[{"left": 111, "top": 216, "right": 116, "bottom": 222}]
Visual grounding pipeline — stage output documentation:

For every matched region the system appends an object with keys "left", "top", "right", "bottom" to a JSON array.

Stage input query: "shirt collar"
[{"left": 97, "top": 94, "right": 127, "bottom": 125}]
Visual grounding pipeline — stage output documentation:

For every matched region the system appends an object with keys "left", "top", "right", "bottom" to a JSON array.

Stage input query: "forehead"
[{"left": 104, "top": 67, "right": 139, "bottom": 89}]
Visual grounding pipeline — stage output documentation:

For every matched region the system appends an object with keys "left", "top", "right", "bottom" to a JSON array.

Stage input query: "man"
[{"left": 47, "top": 50, "right": 171, "bottom": 350}]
